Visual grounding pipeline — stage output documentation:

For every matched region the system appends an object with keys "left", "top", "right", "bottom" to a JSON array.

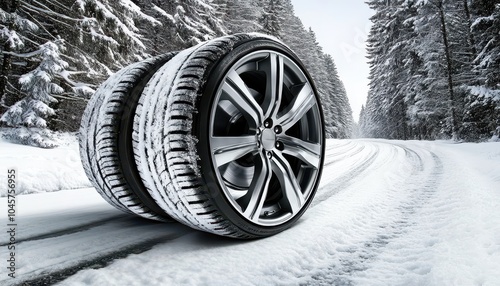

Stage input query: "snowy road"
[{"left": 1, "top": 139, "right": 499, "bottom": 285}]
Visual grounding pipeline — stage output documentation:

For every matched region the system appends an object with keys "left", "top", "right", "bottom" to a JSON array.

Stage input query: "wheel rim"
[{"left": 209, "top": 50, "right": 324, "bottom": 226}]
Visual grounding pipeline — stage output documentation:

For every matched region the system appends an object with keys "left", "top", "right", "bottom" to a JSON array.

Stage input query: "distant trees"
[
  {"left": 279, "top": 1, "right": 353, "bottom": 138},
  {"left": 361, "top": 0, "right": 500, "bottom": 141}
]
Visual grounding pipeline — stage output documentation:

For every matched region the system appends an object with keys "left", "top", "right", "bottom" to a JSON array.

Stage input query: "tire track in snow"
[
  {"left": 13, "top": 232, "right": 191, "bottom": 286},
  {"left": 304, "top": 144, "right": 443, "bottom": 285},
  {"left": 323, "top": 141, "right": 364, "bottom": 167},
  {"left": 0, "top": 214, "right": 123, "bottom": 247},
  {"left": 311, "top": 142, "right": 380, "bottom": 208},
  {"left": 3, "top": 220, "right": 193, "bottom": 286}
]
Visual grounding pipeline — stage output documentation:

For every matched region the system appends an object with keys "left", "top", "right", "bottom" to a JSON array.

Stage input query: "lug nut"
[
  {"left": 274, "top": 125, "right": 282, "bottom": 134},
  {"left": 275, "top": 141, "right": 282, "bottom": 149},
  {"left": 267, "top": 151, "right": 273, "bottom": 159},
  {"left": 264, "top": 119, "right": 273, "bottom": 128}
]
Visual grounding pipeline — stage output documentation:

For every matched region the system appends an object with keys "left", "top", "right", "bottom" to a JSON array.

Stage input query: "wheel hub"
[{"left": 260, "top": 128, "right": 276, "bottom": 151}]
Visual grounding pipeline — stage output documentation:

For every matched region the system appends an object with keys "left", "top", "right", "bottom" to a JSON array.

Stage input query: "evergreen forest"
[
  {"left": 0, "top": 0, "right": 353, "bottom": 147},
  {"left": 360, "top": 0, "right": 500, "bottom": 141}
]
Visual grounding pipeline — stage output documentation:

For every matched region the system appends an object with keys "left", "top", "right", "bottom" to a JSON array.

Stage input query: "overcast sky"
[{"left": 290, "top": 0, "right": 374, "bottom": 122}]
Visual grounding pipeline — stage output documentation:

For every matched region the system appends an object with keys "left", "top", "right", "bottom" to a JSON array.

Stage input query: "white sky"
[{"left": 290, "top": 0, "right": 374, "bottom": 122}]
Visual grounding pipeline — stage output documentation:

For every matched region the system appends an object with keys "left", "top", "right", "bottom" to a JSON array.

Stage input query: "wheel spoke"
[
  {"left": 223, "top": 70, "right": 264, "bottom": 126},
  {"left": 279, "top": 135, "right": 321, "bottom": 168},
  {"left": 277, "top": 82, "right": 316, "bottom": 131},
  {"left": 239, "top": 154, "right": 272, "bottom": 222},
  {"left": 271, "top": 152, "right": 305, "bottom": 214},
  {"left": 211, "top": 135, "right": 257, "bottom": 167},
  {"left": 259, "top": 53, "right": 284, "bottom": 118}
]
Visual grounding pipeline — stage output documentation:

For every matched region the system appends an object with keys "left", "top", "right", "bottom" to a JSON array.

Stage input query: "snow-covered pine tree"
[
  {"left": 260, "top": 0, "right": 284, "bottom": 38},
  {"left": 322, "top": 54, "right": 353, "bottom": 138},
  {"left": 377, "top": 0, "right": 409, "bottom": 139},
  {"left": 1, "top": 40, "right": 68, "bottom": 148},
  {"left": 212, "top": 0, "right": 264, "bottom": 34},
  {"left": 140, "top": 0, "right": 181, "bottom": 55},
  {"left": 359, "top": 105, "right": 367, "bottom": 137},
  {"left": 470, "top": 0, "right": 500, "bottom": 90},
  {"left": 363, "top": 0, "right": 395, "bottom": 138},
  {"left": 336, "top": 83, "right": 354, "bottom": 139},
  {"left": 3, "top": 0, "right": 169, "bottom": 132},
  {"left": 0, "top": 1, "right": 38, "bottom": 114},
  {"left": 73, "top": 0, "right": 159, "bottom": 72},
  {"left": 173, "top": 0, "right": 225, "bottom": 46},
  {"left": 318, "top": 54, "right": 339, "bottom": 138},
  {"left": 462, "top": 0, "right": 500, "bottom": 140}
]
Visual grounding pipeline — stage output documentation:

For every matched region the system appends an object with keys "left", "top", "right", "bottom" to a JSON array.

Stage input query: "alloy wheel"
[{"left": 209, "top": 50, "right": 324, "bottom": 226}]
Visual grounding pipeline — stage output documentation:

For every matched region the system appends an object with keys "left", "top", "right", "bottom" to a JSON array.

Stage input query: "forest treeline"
[
  {"left": 360, "top": 0, "right": 500, "bottom": 141},
  {"left": 0, "top": 0, "right": 353, "bottom": 147}
]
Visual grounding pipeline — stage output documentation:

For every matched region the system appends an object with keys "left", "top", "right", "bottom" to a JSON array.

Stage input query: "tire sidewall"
[{"left": 195, "top": 38, "right": 326, "bottom": 237}]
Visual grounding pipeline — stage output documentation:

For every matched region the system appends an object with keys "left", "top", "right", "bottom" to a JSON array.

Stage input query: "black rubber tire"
[
  {"left": 79, "top": 53, "right": 177, "bottom": 221},
  {"left": 133, "top": 34, "right": 325, "bottom": 238}
]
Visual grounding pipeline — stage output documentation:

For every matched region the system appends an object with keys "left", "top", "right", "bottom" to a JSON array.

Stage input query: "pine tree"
[
  {"left": 363, "top": 0, "right": 397, "bottom": 138},
  {"left": 463, "top": 0, "right": 500, "bottom": 140},
  {"left": 322, "top": 54, "right": 353, "bottom": 138},
  {"left": 1, "top": 40, "right": 68, "bottom": 148},
  {"left": 0, "top": 1, "right": 38, "bottom": 113},
  {"left": 260, "top": 0, "right": 284, "bottom": 38},
  {"left": 173, "top": 0, "right": 225, "bottom": 46},
  {"left": 213, "top": 0, "right": 264, "bottom": 34}
]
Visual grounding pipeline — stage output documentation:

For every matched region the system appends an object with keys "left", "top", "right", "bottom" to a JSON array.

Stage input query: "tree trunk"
[
  {"left": 437, "top": 1, "right": 459, "bottom": 140},
  {"left": 462, "top": 0, "right": 477, "bottom": 58},
  {"left": 401, "top": 98, "right": 407, "bottom": 140}
]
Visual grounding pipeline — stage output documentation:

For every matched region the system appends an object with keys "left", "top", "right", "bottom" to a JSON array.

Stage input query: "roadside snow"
[{"left": 0, "top": 133, "right": 91, "bottom": 196}]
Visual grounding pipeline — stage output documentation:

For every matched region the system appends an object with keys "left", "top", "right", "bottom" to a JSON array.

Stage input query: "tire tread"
[
  {"left": 79, "top": 53, "right": 177, "bottom": 220},
  {"left": 133, "top": 34, "right": 265, "bottom": 238}
]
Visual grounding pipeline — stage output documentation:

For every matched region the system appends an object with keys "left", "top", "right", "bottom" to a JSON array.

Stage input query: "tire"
[
  {"left": 79, "top": 53, "right": 177, "bottom": 221},
  {"left": 133, "top": 33, "right": 325, "bottom": 238}
]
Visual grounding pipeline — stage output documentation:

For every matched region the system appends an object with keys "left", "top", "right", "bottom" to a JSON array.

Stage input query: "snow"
[
  {"left": 0, "top": 132, "right": 91, "bottom": 196},
  {"left": 119, "top": 0, "right": 162, "bottom": 26},
  {"left": 468, "top": 85, "right": 500, "bottom": 102},
  {"left": 152, "top": 4, "right": 175, "bottom": 23},
  {"left": 1, "top": 139, "right": 499, "bottom": 285},
  {"left": 80, "top": 0, "right": 146, "bottom": 49}
]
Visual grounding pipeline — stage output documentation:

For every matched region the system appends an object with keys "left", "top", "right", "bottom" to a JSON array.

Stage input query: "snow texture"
[
  {"left": 1, "top": 139, "right": 498, "bottom": 285},
  {"left": 0, "top": 132, "right": 91, "bottom": 196}
]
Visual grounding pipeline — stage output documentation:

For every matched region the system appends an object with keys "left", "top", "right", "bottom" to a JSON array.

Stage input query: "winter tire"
[
  {"left": 134, "top": 33, "right": 325, "bottom": 238},
  {"left": 79, "top": 53, "right": 177, "bottom": 221}
]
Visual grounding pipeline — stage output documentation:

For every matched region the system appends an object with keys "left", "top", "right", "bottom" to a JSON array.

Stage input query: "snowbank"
[{"left": 0, "top": 132, "right": 91, "bottom": 196}]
